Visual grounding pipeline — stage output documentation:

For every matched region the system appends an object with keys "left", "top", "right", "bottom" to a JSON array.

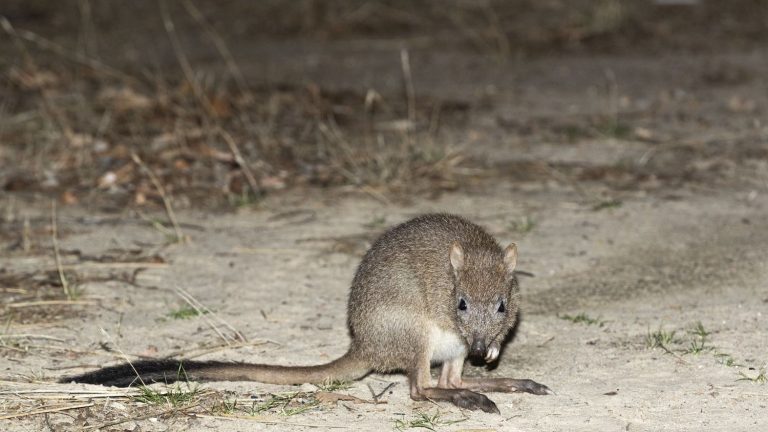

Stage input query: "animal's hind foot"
[{"left": 460, "top": 377, "right": 554, "bottom": 395}]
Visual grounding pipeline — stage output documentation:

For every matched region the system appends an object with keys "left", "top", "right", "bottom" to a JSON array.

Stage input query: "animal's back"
[{"left": 347, "top": 214, "right": 501, "bottom": 369}]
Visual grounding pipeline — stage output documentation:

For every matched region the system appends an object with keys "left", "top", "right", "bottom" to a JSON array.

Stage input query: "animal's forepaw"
[{"left": 484, "top": 344, "right": 500, "bottom": 363}]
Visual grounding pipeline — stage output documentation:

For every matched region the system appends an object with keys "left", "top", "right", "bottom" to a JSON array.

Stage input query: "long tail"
[{"left": 59, "top": 351, "right": 370, "bottom": 387}]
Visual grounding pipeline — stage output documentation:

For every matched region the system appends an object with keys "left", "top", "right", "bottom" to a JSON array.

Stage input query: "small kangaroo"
[{"left": 62, "top": 214, "right": 551, "bottom": 413}]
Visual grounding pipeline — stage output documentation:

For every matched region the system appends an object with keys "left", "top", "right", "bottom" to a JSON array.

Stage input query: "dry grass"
[
  {"left": 0, "top": 6, "right": 465, "bottom": 211},
  {"left": 3, "top": 1, "right": 764, "bottom": 211},
  {"left": 0, "top": 383, "right": 355, "bottom": 428}
]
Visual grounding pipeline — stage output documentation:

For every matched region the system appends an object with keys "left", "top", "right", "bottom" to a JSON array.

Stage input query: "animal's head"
[{"left": 449, "top": 241, "right": 520, "bottom": 363}]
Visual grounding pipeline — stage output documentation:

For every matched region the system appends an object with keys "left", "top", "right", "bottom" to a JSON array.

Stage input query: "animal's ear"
[
  {"left": 450, "top": 242, "right": 464, "bottom": 272},
  {"left": 503, "top": 243, "right": 517, "bottom": 275}
]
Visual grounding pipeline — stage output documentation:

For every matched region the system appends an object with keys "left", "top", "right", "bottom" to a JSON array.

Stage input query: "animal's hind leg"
[
  {"left": 459, "top": 377, "right": 554, "bottom": 395},
  {"left": 409, "top": 353, "right": 499, "bottom": 414},
  {"left": 437, "top": 357, "right": 463, "bottom": 389}
]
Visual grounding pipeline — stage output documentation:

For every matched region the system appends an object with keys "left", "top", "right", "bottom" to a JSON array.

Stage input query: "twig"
[
  {"left": 0, "top": 334, "right": 67, "bottom": 342},
  {"left": 130, "top": 152, "right": 186, "bottom": 243},
  {"left": 483, "top": 2, "right": 510, "bottom": 60},
  {"left": 60, "top": 262, "right": 169, "bottom": 270},
  {"left": 219, "top": 129, "right": 262, "bottom": 198},
  {"left": 400, "top": 49, "right": 416, "bottom": 125},
  {"left": 2, "top": 18, "right": 96, "bottom": 148},
  {"left": 180, "top": 0, "right": 252, "bottom": 103},
  {"left": 158, "top": 0, "right": 214, "bottom": 116},
  {"left": 358, "top": 184, "right": 393, "bottom": 206},
  {"left": 0, "top": 16, "right": 135, "bottom": 83},
  {"left": 0, "top": 389, "right": 141, "bottom": 397},
  {"left": 8, "top": 300, "right": 95, "bottom": 308},
  {"left": 173, "top": 288, "right": 230, "bottom": 345},
  {"left": 22, "top": 216, "right": 31, "bottom": 252},
  {"left": 77, "top": 0, "right": 96, "bottom": 57},
  {"left": 82, "top": 407, "right": 182, "bottom": 431},
  {"left": 174, "top": 287, "right": 246, "bottom": 343},
  {"left": 50, "top": 201, "right": 71, "bottom": 299},
  {"left": 368, "top": 381, "right": 396, "bottom": 403},
  {"left": 0, "top": 402, "right": 95, "bottom": 420},
  {"left": 98, "top": 328, "right": 146, "bottom": 387},
  {"left": 316, "top": 121, "right": 363, "bottom": 185}
]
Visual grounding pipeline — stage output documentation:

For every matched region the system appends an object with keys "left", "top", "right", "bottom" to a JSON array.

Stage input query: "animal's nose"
[{"left": 470, "top": 337, "right": 486, "bottom": 358}]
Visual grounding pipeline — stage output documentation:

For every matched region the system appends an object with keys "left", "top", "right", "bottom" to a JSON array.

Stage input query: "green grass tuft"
[
  {"left": 714, "top": 352, "right": 741, "bottom": 367},
  {"left": 363, "top": 216, "right": 387, "bottom": 229},
  {"left": 508, "top": 216, "right": 537, "bottom": 234},
  {"left": 252, "top": 392, "right": 320, "bottom": 416},
  {"left": 560, "top": 312, "right": 604, "bottom": 326},
  {"left": 317, "top": 379, "right": 352, "bottom": 392},
  {"left": 683, "top": 322, "right": 711, "bottom": 355},
  {"left": 393, "top": 411, "right": 466, "bottom": 431},
  {"left": 737, "top": 368, "right": 767, "bottom": 384},
  {"left": 646, "top": 327, "right": 677, "bottom": 351},
  {"left": 168, "top": 305, "right": 208, "bottom": 320},
  {"left": 592, "top": 199, "right": 623, "bottom": 211},
  {"left": 134, "top": 383, "right": 201, "bottom": 407}
]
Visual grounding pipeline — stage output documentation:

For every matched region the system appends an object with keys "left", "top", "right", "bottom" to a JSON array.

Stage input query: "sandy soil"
[
  {"left": 2, "top": 9, "right": 768, "bottom": 431},
  {"left": 3, "top": 177, "right": 767, "bottom": 431}
]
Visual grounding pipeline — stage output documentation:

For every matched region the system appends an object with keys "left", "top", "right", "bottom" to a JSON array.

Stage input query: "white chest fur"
[{"left": 429, "top": 324, "right": 467, "bottom": 363}]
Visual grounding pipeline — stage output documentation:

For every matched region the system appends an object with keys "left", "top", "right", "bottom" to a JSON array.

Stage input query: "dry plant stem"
[
  {"left": 0, "top": 334, "right": 66, "bottom": 342},
  {"left": 8, "top": 300, "right": 95, "bottom": 308},
  {"left": 130, "top": 153, "right": 186, "bottom": 243},
  {"left": 77, "top": 0, "right": 96, "bottom": 56},
  {"left": 174, "top": 286, "right": 246, "bottom": 343},
  {"left": 543, "top": 163, "right": 600, "bottom": 203},
  {"left": 483, "top": 2, "right": 510, "bottom": 59},
  {"left": 50, "top": 201, "right": 71, "bottom": 300},
  {"left": 0, "top": 402, "right": 95, "bottom": 421},
  {"left": 369, "top": 382, "right": 397, "bottom": 402},
  {"left": 158, "top": 0, "right": 214, "bottom": 117},
  {"left": 0, "top": 389, "right": 142, "bottom": 399},
  {"left": 98, "top": 328, "right": 147, "bottom": 387},
  {"left": 317, "top": 121, "right": 362, "bottom": 182},
  {"left": 400, "top": 49, "right": 416, "bottom": 125},
  {"left": 180, "top": 0, "right": 252, "bottom": 103},
  {"left": 0, "top": 17, "right": 134, "bottom": 83},
  {"left": 220, "top": 129, "right": 262, "bottom": 198},
  {"left": 82, "top": 407, "right": 183, "bottom": 431},
  {"left": 439, "top": 7, "right": 495, "bottom": 55},
  {"left": 173, "top": 288, "right": 231, "bottom": 345},
  {"left": 60, "top": 262, "right": 169, "bottom": 270},
  {"left": 1, "top": 18, "right": 77, "bottom": 147},
  {"left": 22, "top": 217, "right": 31, "bottom": 252},
  {"left": 359, "top": 185, "right": 393, "bottom": 206}
]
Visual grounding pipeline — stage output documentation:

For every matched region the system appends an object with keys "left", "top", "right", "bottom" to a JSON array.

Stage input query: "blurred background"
[
  {"left": 1, "top": 3, "right": 768, "bottom": 429},
  {"left": 1, "top": 0, "right": 766, "bottom": 210}
]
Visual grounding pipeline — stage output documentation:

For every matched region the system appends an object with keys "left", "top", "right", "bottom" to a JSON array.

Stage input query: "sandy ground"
[
  {"left": 2, "top": 179, "right": 767, "bottom": 431},
  {"left": 2, "top": 18, "right": 768, "bottom": 432}
]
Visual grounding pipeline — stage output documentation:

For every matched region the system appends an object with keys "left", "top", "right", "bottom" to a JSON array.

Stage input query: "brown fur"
[{"left": 61, "top": 214, "right": 550, "bottom": 413}]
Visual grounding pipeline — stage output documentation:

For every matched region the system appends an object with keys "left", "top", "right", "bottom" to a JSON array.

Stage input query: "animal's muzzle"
[{"left": 469, "top": 337, "right": 487, "bottom": 359}]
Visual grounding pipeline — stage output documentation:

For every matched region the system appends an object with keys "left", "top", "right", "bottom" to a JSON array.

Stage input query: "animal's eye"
[
  {"left": 458, "top": 298, "right": 467, "bottom": 311},
  {"left": 497, "top": 301, "right": 506, "bottom": 313}
]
